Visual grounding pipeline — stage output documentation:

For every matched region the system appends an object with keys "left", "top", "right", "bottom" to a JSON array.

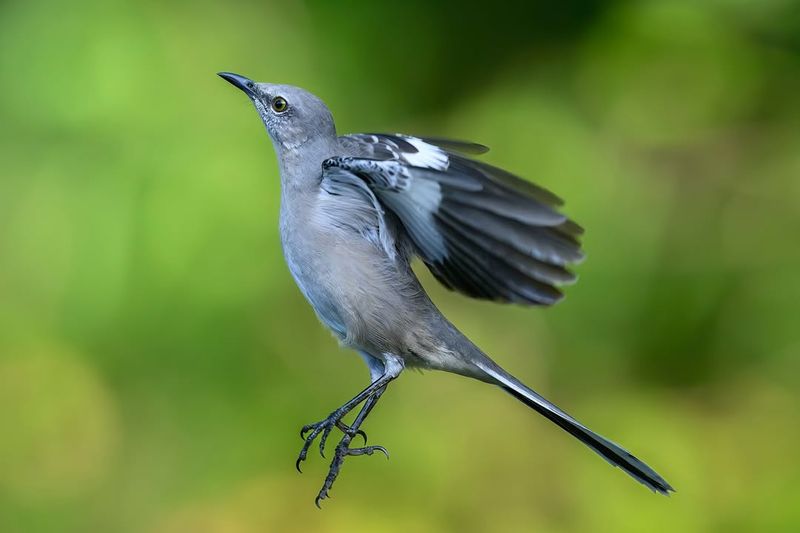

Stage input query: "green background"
[{"left": 1, "top": 1, "right": 799, "bottom": 531}]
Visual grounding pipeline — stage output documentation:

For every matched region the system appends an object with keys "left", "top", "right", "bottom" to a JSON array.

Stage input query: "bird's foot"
[
  {"left": 296, "top": 412, "right": 367, "bottom": 472},
  {"left": 315, "top": 435, "right": 389, "bottom": 508}
]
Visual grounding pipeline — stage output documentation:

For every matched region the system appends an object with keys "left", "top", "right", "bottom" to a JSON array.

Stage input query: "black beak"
[{"left": 218, "top": 72, "right": 257, "bottom": 98}]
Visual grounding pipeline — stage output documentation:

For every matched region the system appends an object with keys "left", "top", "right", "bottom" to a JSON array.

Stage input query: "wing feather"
[{"left": 328, "top": 134, "right": 584, "bottom": 306}]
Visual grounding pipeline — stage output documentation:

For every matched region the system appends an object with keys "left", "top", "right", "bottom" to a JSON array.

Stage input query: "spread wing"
[{"left": 330, "top": 133, "right": 584, "bottom": 306}]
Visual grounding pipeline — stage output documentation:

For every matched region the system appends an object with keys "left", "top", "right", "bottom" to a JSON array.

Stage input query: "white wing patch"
[
  {"left": 399, "top": 136, "right": 450, "bottom": 171},
  {"left": 381, "top": 174, "right": 447, "bottom": 262}
]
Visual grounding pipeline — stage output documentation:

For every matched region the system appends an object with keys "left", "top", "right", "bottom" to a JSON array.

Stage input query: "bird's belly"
[
  {"left": 281, "top": 227, "right": 416, "bottom": 352},
  {"left": 282, "top": 241, "right": 350, "bottom": 339}
]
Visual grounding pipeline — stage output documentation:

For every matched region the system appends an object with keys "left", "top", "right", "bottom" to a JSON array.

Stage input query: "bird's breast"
[{"left": 279, "top": 193, "right": 424, "bottom": 352}]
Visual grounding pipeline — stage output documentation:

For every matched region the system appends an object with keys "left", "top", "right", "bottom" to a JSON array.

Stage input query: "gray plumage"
[{"left": 218, "top": 72, "right": 674, "bottom": 504}]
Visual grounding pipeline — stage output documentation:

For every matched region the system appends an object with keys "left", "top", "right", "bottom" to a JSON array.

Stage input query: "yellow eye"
[{"left": 271, "top": 96, "right": 288, "bottom": 113}]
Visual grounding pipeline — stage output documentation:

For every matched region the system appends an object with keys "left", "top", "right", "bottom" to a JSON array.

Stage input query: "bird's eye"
[{"left": 271, "top": 96, "right": 288, "bottom": 113}]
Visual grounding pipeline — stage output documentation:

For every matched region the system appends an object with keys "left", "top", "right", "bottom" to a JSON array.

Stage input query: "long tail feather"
[{"left": 474, "top": 359, "right": 674, "bottom": 495}]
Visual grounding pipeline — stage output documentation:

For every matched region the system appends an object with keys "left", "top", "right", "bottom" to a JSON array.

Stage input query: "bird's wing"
[{"left": 329, "top": 133, "right": 584, "bottom": 306}]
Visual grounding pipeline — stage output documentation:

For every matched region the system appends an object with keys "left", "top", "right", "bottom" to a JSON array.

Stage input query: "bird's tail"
[{"left": 472, "top": 358, "right": 674, "bottom": 495}]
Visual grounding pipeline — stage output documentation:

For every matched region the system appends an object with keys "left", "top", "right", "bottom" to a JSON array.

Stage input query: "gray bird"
[{"left": 218, "top": 72, "right": 674, "bottom": 505}]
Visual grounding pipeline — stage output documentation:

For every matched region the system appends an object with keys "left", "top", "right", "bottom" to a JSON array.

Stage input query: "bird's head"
[{"left": 218, "top": 72, "right": 336, "bottom": 152}]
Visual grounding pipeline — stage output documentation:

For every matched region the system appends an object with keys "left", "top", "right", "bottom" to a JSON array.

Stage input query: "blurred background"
[{"left": 1, "top": 0, "right": 799, "bottom": 531}]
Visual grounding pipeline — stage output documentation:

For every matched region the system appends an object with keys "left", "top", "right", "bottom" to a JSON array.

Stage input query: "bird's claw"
[
  {"left": 296, "top": 414, "right": 368, "bottom": 472},
  {"left": 314, "top": 439, "right": 390, "bottom": 508},
  {"left": 296, "top": 417, "right": 335, "bottom": 472},
  {"left": 345, "top": 445, "right": 388, "bottom": 459}
]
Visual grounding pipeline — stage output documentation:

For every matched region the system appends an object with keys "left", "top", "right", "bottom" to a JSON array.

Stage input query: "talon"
[
  {"left": 296, "top": 413, "right": 352, "bottom": 471},
  {"left": 346, "top": 444, "right": 389, "bottom": 459},
  {"left": 296, "top": 425, "right": 324, "bottom": 472},
  {"left": 299, "top": 384, "right": 391, "bottom": 503},
  {"left": 367, "top": 446, "right": 389, "bottom": 461}
]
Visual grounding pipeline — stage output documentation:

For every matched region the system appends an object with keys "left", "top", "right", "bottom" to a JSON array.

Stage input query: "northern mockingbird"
[{"left": 218, "top": 72, "right": 673, "bottom": 505}]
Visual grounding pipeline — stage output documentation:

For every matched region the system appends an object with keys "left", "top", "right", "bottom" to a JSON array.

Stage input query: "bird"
[{"left": 218, "top": 71, "right": 674, "bottom": 506}]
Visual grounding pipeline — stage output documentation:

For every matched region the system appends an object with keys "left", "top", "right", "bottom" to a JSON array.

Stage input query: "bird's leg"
[
  {"left": 295, "top": 379, "right": 384, "bottom": 471},
  {"left": 295, "top": 356, "right": 402, "bottom": 473},
  {"left": 314, "top": 385, "right": 389, "bottom": 507}
]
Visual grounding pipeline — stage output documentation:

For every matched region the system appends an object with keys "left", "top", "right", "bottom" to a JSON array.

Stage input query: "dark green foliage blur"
[{"left": 1, "top": 1, "right": 799, "bottom": 531}]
